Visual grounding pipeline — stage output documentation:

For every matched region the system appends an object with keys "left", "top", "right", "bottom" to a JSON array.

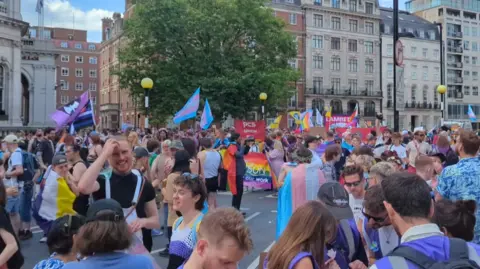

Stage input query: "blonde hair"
[{"left": 354, "top": 155, "right": 376, "bottom": 171}]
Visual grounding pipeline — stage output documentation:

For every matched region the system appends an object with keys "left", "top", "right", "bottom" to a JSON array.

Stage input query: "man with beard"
[
  {"left": 436, "top": 130, "right": 480, "bottom": 244},
  {"left": 179, "top": 208, "right": 252, "bottom": 269},
  {"left": 371, "top": 172, "right": 480, "bottom": 268},
  {"left": 77, "top": 139, "right": 160, "bottom": 251}
]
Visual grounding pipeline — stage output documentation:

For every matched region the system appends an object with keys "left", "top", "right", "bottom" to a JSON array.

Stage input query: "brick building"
[{"left": 29, "top": 26, "right": 100, "bottom": 117}]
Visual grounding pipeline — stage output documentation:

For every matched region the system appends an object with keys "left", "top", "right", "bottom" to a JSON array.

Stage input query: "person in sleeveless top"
[
  {"left": 266, "top": 201, "right": 339, "bottom": 269},
  {"left": 197, "top": 138, "right": 221, "bottom": 209},
  {"left": 167, "top": 173, "right": 207, "bottom": 269},
  {"left": 65, "top": 145, "right": 89, "bottom": 216}
]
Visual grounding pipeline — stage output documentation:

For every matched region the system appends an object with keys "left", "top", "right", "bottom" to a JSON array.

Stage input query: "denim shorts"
[
  {"left": 19, "top": 186, "right": 33, "bottom": 222},
  {"left": 6, "top": 195, "right": 20, "bottom": 214}
]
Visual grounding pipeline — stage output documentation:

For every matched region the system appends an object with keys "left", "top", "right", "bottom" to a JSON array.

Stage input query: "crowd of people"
[{"left": 0, "top": 121, "right": 478, "bottom": 269}]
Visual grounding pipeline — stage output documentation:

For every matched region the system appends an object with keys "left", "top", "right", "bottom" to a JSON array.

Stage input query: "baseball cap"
[
  {"left": 317, "top": 182, "right": 353, "bottom": 220},
  {"left": 430, "top": 152, "right": 447, "bottom": 163},
  {"left": 170, "top": 140, "right": 184, "bottom": 150},
  {"left": 52, "top": 154, "right": 68, "bottom": 166},
  {"left": 133, "top": 147, "right": 149, "bottom": 158},
  {"left": 86, "top": 199, "right": 124, "bottom": 223},
  {"left": 3, "top": 134, "right": 18, "bottom": 144}
]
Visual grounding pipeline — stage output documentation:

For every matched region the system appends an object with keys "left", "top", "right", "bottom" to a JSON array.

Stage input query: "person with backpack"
[{"left": 371, "top": 172, "right": 480, "bottom": 269}]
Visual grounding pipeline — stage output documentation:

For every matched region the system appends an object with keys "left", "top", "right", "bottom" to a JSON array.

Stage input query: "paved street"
[{"left": 22, "top": 190, "right": 278, "bottom": 269}]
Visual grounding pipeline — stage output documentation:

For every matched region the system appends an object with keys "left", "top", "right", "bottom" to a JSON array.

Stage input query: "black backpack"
[{"left": 388, "top": 238, "right": 480, "bottom": 269}]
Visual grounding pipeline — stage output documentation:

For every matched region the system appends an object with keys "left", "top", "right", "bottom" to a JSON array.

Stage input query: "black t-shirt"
[
  {"left": 92, "top": 171, "right": 156, "bottom": 219},
  {"left": 0, "top": 207, "right": 23, "bottom": 269},
  {"left": 37, "top": 140, "right": 54, "bottom": 166}
]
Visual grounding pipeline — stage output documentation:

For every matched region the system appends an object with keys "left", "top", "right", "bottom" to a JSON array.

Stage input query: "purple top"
[{"left": 263, "top": 251, "right": 320, "bottom": 269}]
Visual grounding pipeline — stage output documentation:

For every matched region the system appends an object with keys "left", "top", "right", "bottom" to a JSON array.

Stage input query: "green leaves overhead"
[{"left": 116, "top": 0, "right": 299, "bottom": 121}]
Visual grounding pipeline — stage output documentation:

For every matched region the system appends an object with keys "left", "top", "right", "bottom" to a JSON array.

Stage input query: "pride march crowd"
[{"left": 1, "top": 87, "right": 480, "bottom": 269}]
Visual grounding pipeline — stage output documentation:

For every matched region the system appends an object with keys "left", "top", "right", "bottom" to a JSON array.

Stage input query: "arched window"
[
  {"left": 312, "top": 98, "right": 325, "bottom": 113},
  {"left": 331, "top": 99, "right": 343, "bottom": 114},
  {"left": 347, "top": 100, "right": 358, "bottom": 114},
  {"left": 364, "top": 101, "right": 376, "bottom": 117}
]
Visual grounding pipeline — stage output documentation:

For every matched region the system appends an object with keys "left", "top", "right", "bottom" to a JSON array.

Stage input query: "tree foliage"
[{"left": 116, "top": 0, "right": 299, "bottom": 121}]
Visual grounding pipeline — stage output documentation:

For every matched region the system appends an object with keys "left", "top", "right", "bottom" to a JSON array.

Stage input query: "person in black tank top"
[{"left": 65, "top": 145, "right": 90, "bottom": 216}]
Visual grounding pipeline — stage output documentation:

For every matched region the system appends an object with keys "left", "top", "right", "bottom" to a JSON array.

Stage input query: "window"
[
  {"left": 75, "top": 82, "right": 83, "bottom": 91},
  {"left": 423, "top": 87, "right": 428, "bottom": 102},
  {"left": 61, "top": 67, "right": 69, "bottom": 76},
  {"left": 464, "top": 41, "right": 470, "bottom": 50},
  {"left": 332, "top": 17, "right": 341, "bottom": 30},
  {"left": 348, "top": 39, "right": 357, "bottom": 52},
  {"left": 288, "top": 59, "right": 297, "bottom": 69},
  {"left": 61, "top": 55, "right": 69, "bottom": 62},
  {"left": 384, "top": 25, "right": 391, "bottom": 34},
  {"left": 365, "top": 59, "right": 374, "bottom": 73},
  {"left": 332, "top": 0, "right": 340, "bottom": 8},
  {"left": 89, "top": 82, "right": 97, "bottom": 91},
  {"left": 331, "top": 56, "right": 340, "bottom": 71},
  {"left": 419, "top": 30, "right": 425, "bottom": 39},
  {"left": 289, "top": 13, "right": 297, "bottom": 25},
  {"left": 365, "top": 22, "right": 374, "bottom": 34},
  {"left": 411, "top": 65, "right": 417, "bottom": 80},
  {"left": 60, "top": 80, "right": 69, "bottom": 90},
  {"left": 348, "top": 79, "right": 358, "bottom": 92},
  {"left": 434, "top": 86, "right": 439, "bottom": 102},
  {"left": 314, "top": 0, "right": 322, "bottom": 5},
  {"left": 89, "top": 57, "right": 97, "bottom": 64},
  {"left": 473, "top": 42, "right": 478, "bottom": 51},
  {"left": 387, "top": 63, "right": 393, "bottom": 78},
  {"left": 387, "top": 83, "right": 393, "bottom": 103},
  {"left": 473, "top": 27, "right": 478, "bottom": 37},
  {"left": 75, "top": 56, "right": 83, "bottom": 63},
  {"left": 312, "top": 35, "right": 323, "bottom": 48},
  {"left": 88, "top": 44, "right": 96, "bottom": 50},
  {"left": 313, "top": 55, "right": 323, "bottom": 69},
  {"left": 411, "top": 46, "right": 417, "bottom": 56},
  {"left": 465, "top": 70, "right": 470, "bottom": 77},
  {"left": 429, "top": 30, "right": 436, "bottom": 40},
  {"left": 465, "top": 56, "right": 470, "bottom": 64},
  {"left": 423, "top": 66, "right": 428, "bottom": 80},
  {"left": 75, "top": 43, "right": 82, "bottom": 49},
  {"left": 366, "top": 2, "right": 374, "bottom": 14},
  {"left": 464, "top": 26, "right": 470, "bottom": 36},
  {"left": 465, "top": 86, "right": 471, "bottom": 95},
  {"left": 474, "top": 87, "right": 479, "bottom": 96},
  {"left": 331, "top": 78, "right": 341, "bottom": 91},
  {"left": 331, "top": 37, "right": 341, "bottom": 50},
  {"left": 422, "top": 48, "right": 428, "bottom": 58},
  {"left": 61, "top": 96, "right": 69, "bottom": 104},
  {"left": 349, "top": 0, "right": 357, "bottom": 11},
  {"left": 365, "top": 80, "right": 374, "bottom": 93},
  {"left": 411, "top": 86, "right": 417, "bottom": 102},
  {"left": 474, "top": 71, "right": 479, "bottom": 80},
  {"left": 313, "top": 77, "right": 323, "bottom": 91},
  {"left": 349, "top": 58, "right": 358, "bottom": 72},
  {"left": 91, "top": 97, "right": 97, "bottom": 105},
  {"left": 474, "top": 57, "right": 478, "bottom": 65},
  {"left": 29, "top": 28, "right": 37, "bottom": 38},
  {"left": 61, "top": 42, "right": 68, "bottom": 48},
  {"left": 349, "top": 19, "right": 358, "bottom": 32},
  {"left": 365, "top": 41, "right": 373, "bottom": 54},
  {"left": 434, "top": 67, "right": 440, "bottom": 81},
  {"left": 89, "top": 69, "right": 97, "bottom": 78},
  {"left": 75, "top": 68, "right": 83, "bottom": 77},
  {"left": 387, "top": 44, "right": 393, "bottom": 56},
  {"left": 433, "top": 49, "right": 439, "bottom": 59},
  {"left": 314, "top": 14, "right": 323, "bottom": 27}
]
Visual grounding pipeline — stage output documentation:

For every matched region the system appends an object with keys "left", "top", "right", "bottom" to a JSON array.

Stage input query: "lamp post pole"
[
  {"left": 259, "top": 92, "right": 268, "bottom": 121},
  {"left": 141, "top": 78, "right": 153, "bottom": 129}
]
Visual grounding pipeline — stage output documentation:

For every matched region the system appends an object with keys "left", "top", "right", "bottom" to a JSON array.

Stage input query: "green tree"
[{"left": 116, "top": 0, "right": 299, "bottom": 121}]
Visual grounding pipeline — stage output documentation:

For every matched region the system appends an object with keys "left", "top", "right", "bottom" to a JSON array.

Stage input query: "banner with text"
[
  {"left": 325, "top": 115, "right": 358, "bottom": 130},
  {"left": 234, "top": 120, "right": 266, "bottom": 140},
  {"left": 244, "top": 152, "right": 274, "bottom": 190}
]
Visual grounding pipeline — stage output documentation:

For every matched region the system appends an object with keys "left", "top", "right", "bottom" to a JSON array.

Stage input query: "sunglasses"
[
  {"left": 362, "top": 208, "right": 387, "bottom": 223},
  {"left": 344, "top": 180, "right": 362, "bottom": 187}
]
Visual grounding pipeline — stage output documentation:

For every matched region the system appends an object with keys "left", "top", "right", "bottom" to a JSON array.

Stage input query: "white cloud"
[{"left": 22, "top": 0, "right": 116, "bottom": 42}]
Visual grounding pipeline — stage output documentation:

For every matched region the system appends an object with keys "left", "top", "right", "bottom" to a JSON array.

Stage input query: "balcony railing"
[
  {"left": 447, "top": 62, "right": 463, "bottom": 68},
  {"left": 447, "top": 47, "right": 463, "bottom": 53},
  {"left": 447, "top": 77, "right": 463, "bottom": 84},
  {"left": 447, "top": 32, "right": 463, "bottom": 38},
  {"left": 305, "top": 87, "right": 382, "bottom": 97},
  {"left": 386, "top": 101, "right": 440, "bottom": 110}
]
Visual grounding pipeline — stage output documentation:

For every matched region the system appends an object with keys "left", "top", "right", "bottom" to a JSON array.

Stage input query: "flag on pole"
[
  {"left": 348, "top": 104, "right": 359, "bottom": 123},
  {"left": 51, "top": 91, "right": 89, "bottom": 131},
  {"left": 288, "top": 111, "right": 301, "bottom": 125},
  {"left": 173, "top": 88, "right": 200, "bottom": 124},
  {"left": 468, "top": 104, "right": 477, "bottom": 122},
  {"left": 269, "top": 115, "right": 282, "bottom": 129},
  {"left": 69, "top": 100, "right": 95, "bottom": 134},
  {"left": 316, "top": 108, "right": 323, "bottom": 127},
  {"left": 301, "top": 111, "right": 311, "bottom": 132},
  {"left": 36, "top": 0, "right": 44, "bottom": 13},
  {"left": 200, "top": 99, "right": 214, "bottom": 130},
  {"left": 325, "top": 106, "right": 332, "bottom": 119}
]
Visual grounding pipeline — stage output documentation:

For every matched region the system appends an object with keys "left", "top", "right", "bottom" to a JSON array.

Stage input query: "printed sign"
[
  {"left": 325, "top": 116, "right": 358, "bottom": 130},
  {"left": 234, "top": 120, "right": 266, "bottom": 140},
  {"left": 243, "top": 152, "right": 274, "bottom": 190}
]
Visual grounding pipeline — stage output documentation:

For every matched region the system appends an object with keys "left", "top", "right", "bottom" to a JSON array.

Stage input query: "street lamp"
[
  {"left": 141, "top": 77, "right": 153, "bottom": 129},
  {"left": 259, "top": 92, "right": 268, "bottom": 120},
  {"left": 437, "top": 85, "right": 447, "bottom": 125}
]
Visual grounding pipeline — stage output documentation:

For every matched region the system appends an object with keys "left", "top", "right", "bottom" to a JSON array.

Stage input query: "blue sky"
[
  {"left": 21, "top": 0, "right": 405, "bottom": 43},
  {"left": 21, "top": 0, "right": 123, "bottom": 42}
]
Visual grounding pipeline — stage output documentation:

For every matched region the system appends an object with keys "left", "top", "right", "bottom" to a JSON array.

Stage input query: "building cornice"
[
  {"left": 0, "top": 15, "right": 29, "bottom": 35},
  {"left": 303, "top": 4, "right": 381, "bottom": 21}
]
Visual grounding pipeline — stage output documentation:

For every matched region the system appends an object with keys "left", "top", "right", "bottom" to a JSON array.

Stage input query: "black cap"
[
  {"left": 317, "top": 182, "right": 353, "bottom": 220},
  {"left": 430, "top": 152, "right": 447, "bottom": 163},
  {"left": 86, "top": 199, "right": 124, "bottom": 223},
  {"left": 133, "top": 146, "right": 149, "bottom": 158},
  {"left": 52, "top": 154, "right": 68, "bottom": 166}
]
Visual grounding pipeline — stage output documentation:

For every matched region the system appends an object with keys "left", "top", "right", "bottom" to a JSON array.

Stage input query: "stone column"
[{"left": 10, "top": 42, "right": 23, "bottom": 126}]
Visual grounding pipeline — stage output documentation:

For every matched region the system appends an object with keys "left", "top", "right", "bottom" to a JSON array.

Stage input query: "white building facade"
[
  {"left": 303, "top": 0, "right": 382, "bottom": 122},
  {"left": 0, "top": 0, "right": 57, "bottom": 130},
  {"left": 381, "top": 8, "right": 442, "bottom": 130}
]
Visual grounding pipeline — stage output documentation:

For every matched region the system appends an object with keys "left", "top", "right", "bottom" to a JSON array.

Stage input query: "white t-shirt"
[
  {"left": 389, "top": 144, "right": 407, "bottom": 159},
  {"left": 406, "top": 141, "right": 432, "bottom": 167},
  {"left": 5, "top": 148, "right": 23, "bottom": 188},
  {"left": 349, "top": 193, "right": 364, "bottom": 222}
]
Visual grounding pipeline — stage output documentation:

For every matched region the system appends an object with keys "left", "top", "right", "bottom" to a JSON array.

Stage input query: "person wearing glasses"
[
  {"left": 343, "top": 165, "right": 366, "bottom": 223},
  {"left": 406, "top": 127, "right": 432, "bottom": 173},
  {"left": 33, "top": 215, "right": 85, "bottom": 269},
  {"left": 359, "top": 185, "right": 399, "bottom": 265},
  {"left": 167, "top": 173, "right": 207, "bottom": 269}
]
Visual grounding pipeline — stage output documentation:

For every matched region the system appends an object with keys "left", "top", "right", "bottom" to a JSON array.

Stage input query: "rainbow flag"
[
  {"left": 301, "top": 111, "right": 311, "bottom": 132},
  {"left": 243, "top": 152, "right": 277, "bottom": 189},
  {"left": 348, "top": 103, "right": 359, "bottom": 123}
]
